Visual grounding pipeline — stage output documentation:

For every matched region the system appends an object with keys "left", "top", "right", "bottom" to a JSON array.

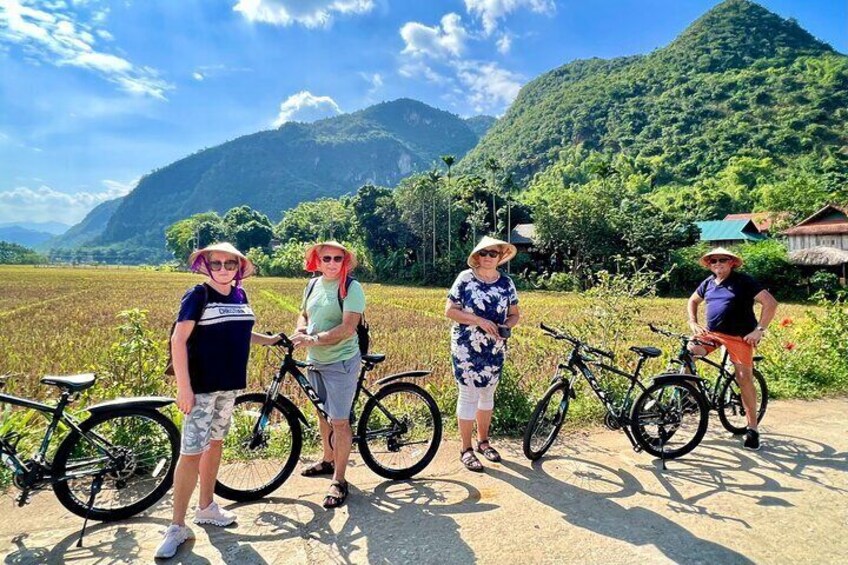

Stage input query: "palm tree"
[
  {"left": 427, "top": 169, "right": 442, "bottom": 266},
  {"left": 441, "top": 154, "right": 455, "bottom": 260},
  {"left": 484, "top": 157, "right": 501, "bottom": 235}
]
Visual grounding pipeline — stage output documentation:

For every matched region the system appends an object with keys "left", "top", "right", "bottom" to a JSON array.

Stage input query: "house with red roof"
[{"left": 783, "top": 204, "right": 848, "bottom": 283}]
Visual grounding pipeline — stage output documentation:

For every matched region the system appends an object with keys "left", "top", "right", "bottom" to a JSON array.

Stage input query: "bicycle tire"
[
  {"left": 523, "top": 381, "right": 569, "bottom": 461},
  {"left": 215, "top": 393, "right": 302, "bottom": 501},
  {"left": 52, "top": 407, "right": 179, "bottom": 522},
  {"left": 630, "top": 378, "right": 709, "bottom": 460},
  {"left": 357, "top": 382, "right": 442, "bottom": 480},
  {"left": 717, "top": 368, "right": 768, "bottom": 435}
]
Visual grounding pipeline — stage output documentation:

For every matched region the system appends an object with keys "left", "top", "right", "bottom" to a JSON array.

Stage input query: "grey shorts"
[
  {"left": 181, "top": 390, "right": 239, "bottom": 455},
  {"left": 308, "top": 353, "right": 361, "bottom": 421}
]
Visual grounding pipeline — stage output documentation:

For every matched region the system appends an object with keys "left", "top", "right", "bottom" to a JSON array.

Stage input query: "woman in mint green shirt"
[{"left": 291, "top": 241, "right": 365, "bottom": 508}]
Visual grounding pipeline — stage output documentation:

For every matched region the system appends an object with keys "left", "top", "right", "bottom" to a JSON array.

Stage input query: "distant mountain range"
[
  {"left": 0, "top": 221, "right": 69, "bottom": 247},
  {"left": 68, "top": 99, "right": 493, "bottom": 249},
  {"left": 46, "top": 0, "right": 847, "bottom": 257}
]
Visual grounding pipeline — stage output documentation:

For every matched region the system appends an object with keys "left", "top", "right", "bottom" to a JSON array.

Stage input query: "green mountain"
[
  {"left": 464, "top": 115, "right": 497, "bottom": 139},
  {"left": 45, "top": 197, "right": 125, "bottom": 250},
  {"left": 459, "top": 0, "right": 846, "bottom": 184},
  {"left": 95, "top": 99, "right": 482, "bottom": 247}
]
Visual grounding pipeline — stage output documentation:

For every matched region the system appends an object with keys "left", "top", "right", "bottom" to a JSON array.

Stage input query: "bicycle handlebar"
[
  {"left": 648, "top": 324, "right": 715, "bottom": 348},
  {"left": 539, "top": 323, "right": 614, "bottom": 360}
]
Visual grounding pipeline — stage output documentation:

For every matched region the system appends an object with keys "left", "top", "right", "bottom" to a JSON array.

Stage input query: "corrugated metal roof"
[
  {"left": 783, "top": 204, "right": 848, "bottom": 235},
  {"left": 696, "top": 220, "right": 765, "bottom": 242}
]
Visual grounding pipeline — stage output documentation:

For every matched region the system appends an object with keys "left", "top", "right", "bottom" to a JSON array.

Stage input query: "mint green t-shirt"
[{"left": 301, "top": 277, "right": 366, "bottom": 365}]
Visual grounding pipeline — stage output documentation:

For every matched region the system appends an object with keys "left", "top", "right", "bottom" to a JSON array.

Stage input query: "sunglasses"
[
  {"left": 321, "top": 255, "right": 345, "bottom": 264},
  {"left": 708, "top": 257, "right": 731, "bottom": 265},
  {"left": 208, "top": 259, "right": 239, "bottom": 272},
  {"left": 477, "top": 249, "right": 500, "bottom": 258}
]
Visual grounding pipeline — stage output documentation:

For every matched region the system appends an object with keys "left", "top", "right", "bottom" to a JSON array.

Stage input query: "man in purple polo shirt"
[{"left": 687, "top": 248, "right": 778, "bottom": 451}]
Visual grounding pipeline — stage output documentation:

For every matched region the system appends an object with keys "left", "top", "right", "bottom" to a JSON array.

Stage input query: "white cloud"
[
  {"left": 272, "top": 91, "right": 342, "bottom": 127},
  {"left": 233, "top": 0, "right": 375, "bottom": 28},
  {"left": 0, "top": 180, "right": 135, "bottom": 224},
  {"left": 0, "top": 0, "right": 172, "bottom": 99},
  {"left": 398, "top": 60, "right": 451, "bottom": 85},
  {"left": 464, "top": 0, "right": 555, "bottom": 35},
  {"left": 454, "top": 60, "right": 523, "bottom": 113},
  {"left": 496, "top": 32, "right": 512, "bottom": 54},
  {"left": 359, "top": 71, "right": 383, "bottom": 95},
  {"left": 400, "top": 13, "right": 468, "bottom": 59},
  {"left": 192, "top": 71, "right": 204, "bottom": 81}
]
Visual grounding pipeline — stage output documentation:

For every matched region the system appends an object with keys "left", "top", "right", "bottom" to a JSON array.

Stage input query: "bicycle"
[
  {"left": 214, "top": 333, "right": 443, "bottom": 501},
  {"left": 648, "top": 324, "right": 768, "bottom": 435},
  {"left": 523, "top": 324, "right": 709, "bottom": 467},
  {"left": 0, "top": 372, "right": 179, "bottom": 545}
]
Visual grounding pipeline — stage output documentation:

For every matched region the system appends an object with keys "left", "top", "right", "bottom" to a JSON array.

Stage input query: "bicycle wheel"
[
  {"left": 358, "top": 382, "right": 442, "bottom": 480},
  {"left": 215, "top": 393, "right": 302, "bottom": 501},
  {"left": 523, "top": 381, "right": 569, "bottom": 461},
  {"left": 718, "top": 369, "right": 768, "bottom": 435},
  {"left": 630, "top": 379, "right": 708, "bottom": 460},
  {"left": 52, "top": 407, "right": 179, "bottom": 521}
]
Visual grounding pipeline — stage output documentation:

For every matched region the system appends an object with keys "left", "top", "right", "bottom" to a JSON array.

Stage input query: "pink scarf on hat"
[{"left": 304, "top": 247, "right": 352, "bottom": 298}]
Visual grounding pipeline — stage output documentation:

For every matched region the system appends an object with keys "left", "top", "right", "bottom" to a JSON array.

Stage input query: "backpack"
[
  {"left": 164, "top": 284, "right": 210, "bottom": 376},
  {"left": 305, "top": 276, "right": 370, "bottom": 356}
]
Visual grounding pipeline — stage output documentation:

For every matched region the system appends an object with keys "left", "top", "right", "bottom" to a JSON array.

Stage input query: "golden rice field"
[{"left": 0, "top": 265, "right": 817, "bottom": 409}]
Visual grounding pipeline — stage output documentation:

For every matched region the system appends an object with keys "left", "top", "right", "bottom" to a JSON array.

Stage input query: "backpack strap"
[{"left": 305, "top": 276, "right": 320, "bottom": 306}]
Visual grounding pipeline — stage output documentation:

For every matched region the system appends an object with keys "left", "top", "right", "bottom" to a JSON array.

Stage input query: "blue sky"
[{"left": 1, "top": 0, "right": 845, "bottom": 226}]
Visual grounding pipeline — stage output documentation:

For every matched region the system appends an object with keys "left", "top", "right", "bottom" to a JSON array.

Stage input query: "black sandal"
[
  {"left": 460, "top": 448, "right": 484, "bottom": 472},
  {"left": 476, "top": 440, "right": 501, "bottom": 463},
  {"left": 323, "top": 480, "right": 349, "bottom": 508},
  {"left": 301, "top": 460, "right": 334, "bottom": 477}
]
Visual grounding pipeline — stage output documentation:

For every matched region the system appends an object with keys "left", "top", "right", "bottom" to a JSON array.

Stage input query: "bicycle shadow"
[
  {"left": 640, "top": 432, "right": 848, "bottom": 517},
  {"left": 200, "top": 496, "right": 331, "bottom": 564},
  {"left": 486, "top": 457, "right": 755, "bottom": 564},
  {"left": 314, "top": 478, "right": 498, "bottom": 565},
  {"left": 4, "top": 516, "right": 174, "bottom": 565}
]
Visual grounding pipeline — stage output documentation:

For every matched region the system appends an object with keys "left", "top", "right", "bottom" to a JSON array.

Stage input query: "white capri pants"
[{"left": 457, "top": 381, "right": 498, "bottom": 420}]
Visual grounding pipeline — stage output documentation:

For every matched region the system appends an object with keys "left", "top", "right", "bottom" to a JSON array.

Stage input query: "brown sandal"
[
  {"left": 323, "top": 480, "right": 349, "bottom": 508},
  {"left": 476, "top": 440, "right": 501, "bottom": 462},
  {"left": 460, "top": 448, "right": 484, "bottom": 472},
  {"left": 301, "top": 460, "right": 334, "bottom": 477}
]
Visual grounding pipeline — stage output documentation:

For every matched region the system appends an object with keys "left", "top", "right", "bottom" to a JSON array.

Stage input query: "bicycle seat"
[
  {"left": 753, "top": 355, "right": 763, "bottom": 362},
  {"left": 41, "top": 373, "right": 96, "bottom": 392},
  {"left": 629, "top": 346, "right": 662, "bottom": 359},
  {"left": 362, "top": 353, "right": 386, "bottom": 364}
]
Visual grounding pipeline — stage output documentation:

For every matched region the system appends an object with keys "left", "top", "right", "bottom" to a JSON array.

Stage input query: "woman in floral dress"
[{"left": 445, "top": 236, "right": 521, "bottom": 472}]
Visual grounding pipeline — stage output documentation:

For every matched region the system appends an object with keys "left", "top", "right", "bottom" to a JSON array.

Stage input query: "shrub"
[
  {"left": 737, "top": 239, "right": 802, "bottom": 299},
  {"left": 759, "top": 292, "right": 848, "bottom": 398},
  {"left": 809, "top": 270, "right": 840, "bottom": 300}
]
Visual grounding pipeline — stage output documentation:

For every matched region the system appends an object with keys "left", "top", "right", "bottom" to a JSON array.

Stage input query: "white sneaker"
[
  {"left": 155, "top": 524, "right": 191, "bottom": 559},
  {"left": 194, "top": 501, "right": 236, "bottom": 526}
]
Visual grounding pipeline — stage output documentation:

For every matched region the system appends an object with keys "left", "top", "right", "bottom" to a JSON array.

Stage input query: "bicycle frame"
[
  {"left": 265, "top": 348, "right": 412, "bottom": 442},
  {"left": 0, "top": 389, "right": 122, "bottom": 482},
  {"left": 667, "top": 338, "right": 736, "bottom": 409},
  {"left": 557, "top": 346, "right": 653, "bottom": 450}
]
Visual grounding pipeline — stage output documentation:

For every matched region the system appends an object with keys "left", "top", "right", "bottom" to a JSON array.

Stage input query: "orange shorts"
[{"left": 696, "top": 332, "right": 754, "bottom": 367}]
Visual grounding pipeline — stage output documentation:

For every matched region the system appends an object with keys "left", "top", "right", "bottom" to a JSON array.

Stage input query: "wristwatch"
[{"left": 755, "top": 325, "right": 766, "bottom": 333}]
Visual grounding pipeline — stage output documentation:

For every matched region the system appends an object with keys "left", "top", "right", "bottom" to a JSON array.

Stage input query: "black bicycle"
[
  {"left": 214, "top": 334, "right": 443, "bottom": 501},
  {"left": 0, "top": 373, "right": 179, "bottom": 542},
  {"left": 648, "top": 324, "right": 768, "bottom": 435},
  {"left": 523, "top": 324, "right": 709, "bottom": 465}
]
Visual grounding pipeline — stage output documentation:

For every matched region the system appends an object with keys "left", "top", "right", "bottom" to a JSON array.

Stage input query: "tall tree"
[
  {"left": 484, "top": 157, "right": 502, "bottom": 235},
  {"left": 441, "top": 155, "right": 456, "bottom": 259}
]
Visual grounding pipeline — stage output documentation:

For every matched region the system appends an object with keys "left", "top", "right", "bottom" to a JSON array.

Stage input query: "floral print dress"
[{"left": 448, "top": 269, "right": 519, "bottom": 388}]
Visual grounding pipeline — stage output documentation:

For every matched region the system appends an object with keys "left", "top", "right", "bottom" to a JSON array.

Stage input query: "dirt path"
[{"left": 2, "top": 397, "right": 847, "bottom": 564}]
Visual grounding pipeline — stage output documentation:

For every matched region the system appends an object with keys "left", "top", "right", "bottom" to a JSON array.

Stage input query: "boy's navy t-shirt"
[
  {"left": 696, "top": 272, "right": 764, "bottom": 337},
  {"left": 177, "top": 284, "right": 255, "bottom": 394}
]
